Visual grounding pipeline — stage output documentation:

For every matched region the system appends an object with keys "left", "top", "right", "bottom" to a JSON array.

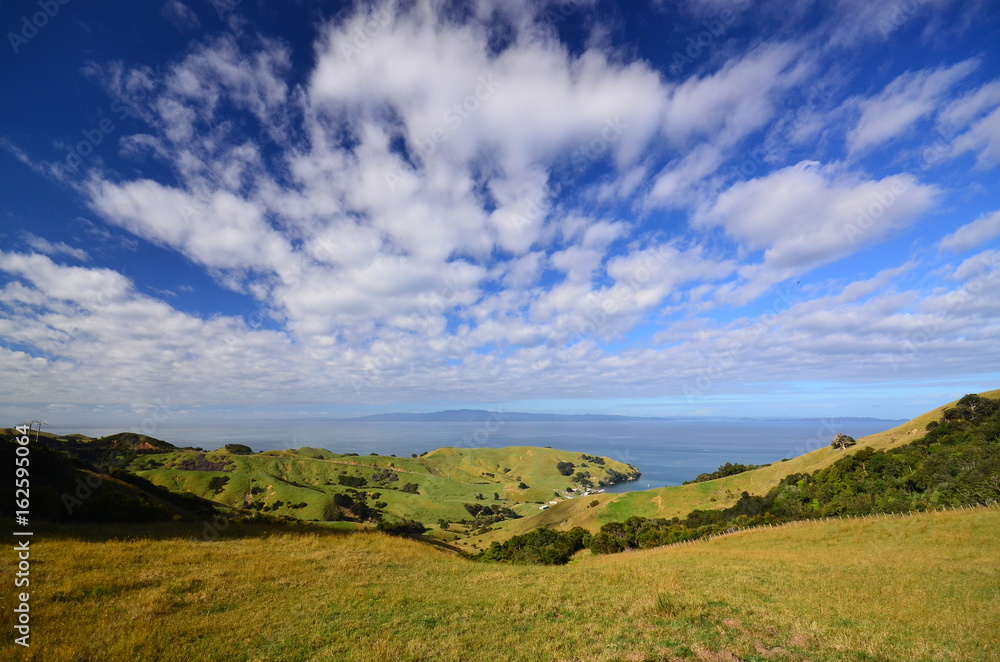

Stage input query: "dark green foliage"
[
  {"left": 588, "top": 394, "right": 1000, "bottom": 556},
  {"left": 556, "top": 461, "right": 575, "bottom": 476},
  {"left": 462, "top": 503, "right": 521, "bottom": 525},
  {"left": 517, "top": 481, "right": 529, "bottom": 489},
  {"left": 600, "top": 469, "right": 630, "bottom": 485},
  {"left": 2, "top": 433, "right": 227, "bottom": 523},
  {"left": 207, "top": 476, "right": 230, "bottom": 493},
  {"left": 479, "top": 527, "right": 589, "bottom": 565},
  {"left": 376, "top": 518, "right": 427, "bottom": 536},
  {"left": 338, "top": 474, "right": 368, "bottom": 488},
  {"left": 223, "top": 443, "right": 254, "bottom": 455},
  {"left": 683, "top": 461, "right": 771, "bottom": 484},
  {"left": 371, "top": 468, "right": 398, "bottom": 482},
  {"left": 580, "top": 454, "right": 605, "bottom": 465},
  {"left": 831, "top": 433, "right": 857, "bottom": 449},
  {"left": 400, "top": 483, "right": 419, "bottom": 494},
  {"left": 175, "top": 453, "right": 232, "bottom": 472}
]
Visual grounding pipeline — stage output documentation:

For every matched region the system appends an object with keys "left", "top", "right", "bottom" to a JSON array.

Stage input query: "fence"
[{"left": 649, "top": 499, "right": 1000, "bottom": 552}]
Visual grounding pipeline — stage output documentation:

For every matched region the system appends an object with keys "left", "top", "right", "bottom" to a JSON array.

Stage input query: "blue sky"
[{"left": 1, "top": 0, "right": 999, "bottom": 428}]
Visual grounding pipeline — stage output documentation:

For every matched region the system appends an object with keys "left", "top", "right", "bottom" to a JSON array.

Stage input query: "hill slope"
[
  {"left": 4, "top": 507, "right": 997, "bottom": 661},
  {"left": 123, "top": 444, "right": 638, "bottom": 530},
  {"left": 459, "top": 389, "right": 1000, "bottom": 550}
]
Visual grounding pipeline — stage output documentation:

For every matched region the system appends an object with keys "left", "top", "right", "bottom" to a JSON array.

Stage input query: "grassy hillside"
[
  {"left": 124, "top": 444, "right": 638, "bottom": 531},
  {"left": 460, "top": 390, "right": 1000, "bottom": 551},
  {"left": 4, "top": 507, "right": 997, "bottom": 661}
]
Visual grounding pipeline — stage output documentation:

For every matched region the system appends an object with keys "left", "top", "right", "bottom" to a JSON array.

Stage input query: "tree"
[
  {"left": 377, "top": 518, "right": 427, "bottom": 536},
  {"left": 556, "top": 461, "right": 575, "bottom": 476},
  {"left": 401, "top": 483, "right": 419, "bottom": 494},
  {"left": 517, "top": 481, "right": 529, "bottom": 490},
  {"left": 831, "top": 433, "right": 857, "bottom": 449},
  {"left": 223, "top": 443, "right": 254, "bottom": 455}
]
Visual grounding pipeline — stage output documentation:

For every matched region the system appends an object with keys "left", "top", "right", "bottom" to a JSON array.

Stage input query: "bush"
[
  {"left": 338, "top": 475, "right": 368, "bottom": 488},
  {"left": 223, "top": 443, "right": 254, "bottom": 455},
  {"left": 376, "top": 518, "right": 427, "bottom": 536},
  {"left": 400, "top": 483, "right": 419, "bottom": 494},
  {"left": 556, "top": 461, "right": 575, "bottom": 476},
  {"left": 478, "top": 527, "right": 588, "bottom": 565}
]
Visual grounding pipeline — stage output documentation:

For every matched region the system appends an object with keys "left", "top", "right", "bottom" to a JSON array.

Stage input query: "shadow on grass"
[
  {"left": 10, "top": 518, "right": 471, "bottom": 559},
  {"left": 10, "top": 518, "right": 362, "bottom": 543}
]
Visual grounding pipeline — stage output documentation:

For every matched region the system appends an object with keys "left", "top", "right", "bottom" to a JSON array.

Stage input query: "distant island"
[{"left": 337, "top": 408, "right": 905, "bottom": 423}]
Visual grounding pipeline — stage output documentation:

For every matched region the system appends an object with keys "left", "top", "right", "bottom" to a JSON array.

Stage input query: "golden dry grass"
[{"left": 3, "top": 507, "right": 998, "bottom": 661}]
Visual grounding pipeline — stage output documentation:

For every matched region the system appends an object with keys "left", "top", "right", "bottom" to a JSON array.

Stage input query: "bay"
[{"left": 53, "top": 418, "right": 905, "bottom": 492}]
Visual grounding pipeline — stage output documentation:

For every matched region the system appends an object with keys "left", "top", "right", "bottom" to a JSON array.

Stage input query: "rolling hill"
[
  {"left": 120, "top": 444, "right": 639, "bottom": 532},
  {"left": 457, "top": 389, "right": 1000, "bottom": 551}
]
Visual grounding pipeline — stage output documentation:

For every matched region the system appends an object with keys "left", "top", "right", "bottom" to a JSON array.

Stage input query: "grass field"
[
  {"left": 125, "top": 444, "right": 638, "bottom": 527},
  {"left": 458, "top": 390, "right": 1000, "bottom": 551},
  {"left": 4, "top": 506, "right": 997, "bottom": 661}
]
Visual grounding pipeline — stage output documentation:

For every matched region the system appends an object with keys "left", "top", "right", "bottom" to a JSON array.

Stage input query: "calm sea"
[{"left": 51, "top": 419, "right": 903, "bottom": 492}]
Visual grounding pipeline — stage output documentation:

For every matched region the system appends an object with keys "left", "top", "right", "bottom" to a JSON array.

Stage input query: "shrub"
[
  {"left": 338, "top": 475, "right": 368, "bottom": 488},
  {"left": 376, "top": 518, "right": 427, "bottom": 536}
]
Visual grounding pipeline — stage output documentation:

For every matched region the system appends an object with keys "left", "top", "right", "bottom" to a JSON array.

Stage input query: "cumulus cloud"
[
  {"left": 694, "top": 161, "right": 937, "bottom": 302},
  {"left": 3, "top": 0, "right": 998, "bottom": 413}
]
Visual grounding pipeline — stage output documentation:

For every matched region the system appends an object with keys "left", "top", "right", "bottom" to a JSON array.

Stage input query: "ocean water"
[{"left": 53, "top": 418, "right": 904, "bottom": 492}]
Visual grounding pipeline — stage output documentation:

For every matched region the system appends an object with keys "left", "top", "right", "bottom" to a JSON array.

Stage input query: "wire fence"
[{"left": 651, "top": 499, "right": 1000, "bottom": 552}]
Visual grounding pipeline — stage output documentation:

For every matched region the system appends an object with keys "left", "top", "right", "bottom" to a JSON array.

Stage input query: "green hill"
[
  {"left": 3, "top": 507, "right": 996, "bottom": 661},
  {"left": 460, "top": 389, "right": 1000, "bottom": 551},
  {"left": 119, "top": 444, "right": 638, "bottom": 533}
]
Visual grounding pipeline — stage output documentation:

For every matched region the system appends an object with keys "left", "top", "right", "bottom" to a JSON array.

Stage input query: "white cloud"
[
  {"left": 847, "top": 59, "right": 978, "bottom": 154},
  {"left": 694, "top": 161, "right": 937, "bottom": 302},
  {"left": 160, "top": 1, "right": 200, "bottom": 31},
  {"left": 939, "top": 210, "right": 1000, "bottom": 253},
  {"left": 5, "top": 0, "right": 998, "bottom": 413},
  {"left": 949, "top": 107, "right": 1000, "bottom": 168},
  {"left": 23, "top": 234, "right": 89, "bottom": 261}
]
